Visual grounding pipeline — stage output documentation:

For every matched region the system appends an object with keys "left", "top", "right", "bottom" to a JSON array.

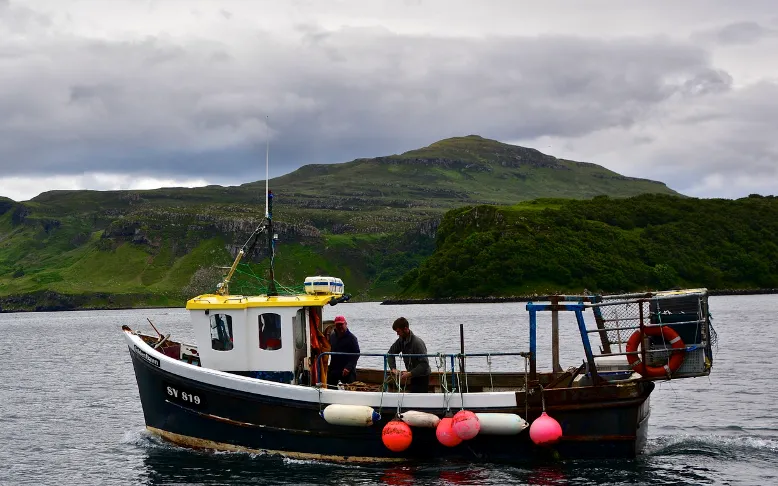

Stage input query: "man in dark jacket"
[
  {"left": 327, "top": 315, "right": 360, "bottom": 388},
  {"left": 387, "top": 317, "right": 431, "bottom": 393}
]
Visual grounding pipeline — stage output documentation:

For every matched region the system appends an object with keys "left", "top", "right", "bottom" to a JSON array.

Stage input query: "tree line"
[{"left": 401, "top": 194, "right": 778, "bottom": 298}]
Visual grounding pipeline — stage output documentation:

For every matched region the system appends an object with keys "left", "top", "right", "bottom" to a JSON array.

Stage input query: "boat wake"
[
  {"left": 646, "top": 433, "right": 778, "bottom": 460},
  {"left": 282, "top": 457, "right": 365, "bottom": 469},
  {"left": 121, "top": 427, "right": 163, "bottom": 448}
]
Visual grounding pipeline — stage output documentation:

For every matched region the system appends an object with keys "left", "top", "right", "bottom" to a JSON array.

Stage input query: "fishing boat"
[{"left": 122, "top": 190, "right": 715, "bottom": 462}]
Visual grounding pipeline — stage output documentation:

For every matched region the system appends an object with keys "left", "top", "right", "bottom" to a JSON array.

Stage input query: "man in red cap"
[{"left": 327, "top": 315, "right": 360, "bottom": 389}]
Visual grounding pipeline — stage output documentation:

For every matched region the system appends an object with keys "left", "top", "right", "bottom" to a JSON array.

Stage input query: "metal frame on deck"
[{"left": 526, "top": 289, "right": 711, "bottom": 384}]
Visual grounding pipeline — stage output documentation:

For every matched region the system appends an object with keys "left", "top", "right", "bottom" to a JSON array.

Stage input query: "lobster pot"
[
  {"left": 647, "top": 290, "right": 712, "bottom": 377},
  {"left": 597, "top": 288, "right": 714, "bottom": 380},
  {"left": 648, "top": 293, "right": 707, "bottom": 344}
]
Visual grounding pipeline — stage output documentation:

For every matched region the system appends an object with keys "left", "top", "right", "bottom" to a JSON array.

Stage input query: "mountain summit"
[
  {"left": 269, "top": 135, "right": 678, "bottom": 212},
  {"left": 400, "top": 135, "right": 568, "bottom": 168}
]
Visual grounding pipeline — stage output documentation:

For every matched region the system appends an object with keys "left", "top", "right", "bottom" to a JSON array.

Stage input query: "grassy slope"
[{"left": 0, "top": 136, "right": 684, "bottom": 307}]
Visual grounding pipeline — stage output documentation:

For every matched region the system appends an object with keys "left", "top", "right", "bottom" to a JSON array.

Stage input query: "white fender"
[
  {"left": 475, "top": 413, "right": 529, "bottom": 435},
  {"left": 399, "top": 410, "right": 441, "bottom": 428},
  {"left": 321, "top": 404, "right": 380, "bottom": 427}
]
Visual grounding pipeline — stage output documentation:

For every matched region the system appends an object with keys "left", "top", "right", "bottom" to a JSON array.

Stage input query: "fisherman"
[
  {"left": 387, "top": 317, "right": 431, "bottom": 393},
  {"left": 327, "top": 315, "right": 360, "bottom": 389}
]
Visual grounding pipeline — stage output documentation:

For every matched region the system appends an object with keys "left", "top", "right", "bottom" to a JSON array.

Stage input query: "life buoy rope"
[{"left": 625, "top": 325, "right": 686, "bottom": 378}]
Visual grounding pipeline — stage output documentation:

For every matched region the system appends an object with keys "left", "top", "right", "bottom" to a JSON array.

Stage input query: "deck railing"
[{"left": 314, "top": 351, "right": 531, "bottom": 391}]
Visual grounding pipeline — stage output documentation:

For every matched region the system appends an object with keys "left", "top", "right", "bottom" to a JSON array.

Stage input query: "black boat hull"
[{"left": 128, "top": 341, "right": 653, "bottom": 462}]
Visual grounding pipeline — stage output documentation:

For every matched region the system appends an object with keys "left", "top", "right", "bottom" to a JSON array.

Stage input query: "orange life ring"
[{"left": 626, "top": 325, "right": 685, "bottom": 378}]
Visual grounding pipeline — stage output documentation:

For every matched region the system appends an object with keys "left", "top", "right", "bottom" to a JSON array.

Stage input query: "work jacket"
[{"left": 387, "top": 331, "right": 431, "bottom": 377}]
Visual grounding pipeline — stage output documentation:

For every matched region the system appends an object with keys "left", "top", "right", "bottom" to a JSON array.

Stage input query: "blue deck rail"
[{"left": 526, "top": 301, "right": 597, "bottom": 382}]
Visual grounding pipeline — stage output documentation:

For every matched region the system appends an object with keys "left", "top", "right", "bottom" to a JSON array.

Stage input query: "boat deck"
[{"left": 133, "top": 330, "right": 589, "bottom": 393}]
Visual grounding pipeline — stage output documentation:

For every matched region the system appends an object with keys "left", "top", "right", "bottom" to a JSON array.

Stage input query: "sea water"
[{"left": 0, "top": 295, "right": 776, "bottom": 485}]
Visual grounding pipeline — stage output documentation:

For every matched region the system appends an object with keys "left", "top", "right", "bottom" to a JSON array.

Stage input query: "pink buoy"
[
  {"left": 436, "top": 417, "right": 463, "bottom": 447},
  {"left": 451, "top": 409, "right": 481, "bottom": 440},
  {"left": 529, "top": 412, "right": 563, "bottom": 445},
  {"left": 382, "top": 419, "right": 413, "bottom": 452}
]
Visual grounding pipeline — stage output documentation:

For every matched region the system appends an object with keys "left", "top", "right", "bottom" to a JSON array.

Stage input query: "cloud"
[
  {"left": 0, "top": 26, "right": 726, "bottom": 174},
  {"left": 512, "top": 80, "right": 778, "bottom": 197},
  {"left": 0, "top": 1, "right": 777, "bottom": 200},
  {"left": 0, "top": 173, "right": 210, "bottom": 202},
  {"left": 694, "top": 21, "right": 778, "bottom": 45}
]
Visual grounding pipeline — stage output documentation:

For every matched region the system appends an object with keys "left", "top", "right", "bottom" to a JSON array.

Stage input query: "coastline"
[
  {"left": 2, "top": 287, "right": 777, "bottom": 312},
  {"left": 380, "top": 288, "right": 778, "bottom": 305},
  {"left": 0, "top": 290, "right": 181, "bottom": 313}
]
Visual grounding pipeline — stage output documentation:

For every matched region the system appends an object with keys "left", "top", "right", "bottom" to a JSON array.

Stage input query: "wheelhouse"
[{"left": 185, "top": 293, "right": 335, "bottom": 383}]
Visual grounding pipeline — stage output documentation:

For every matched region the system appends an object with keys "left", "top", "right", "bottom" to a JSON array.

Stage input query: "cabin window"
[
  {"left": 210, "top": 314, "right": 233, "bottom": 351},
  {"left": 259, "top": 313, "right": 283, "bottom": 350},
  {"left": 293, "top": 309, "right": 306, "bottom": 350}
]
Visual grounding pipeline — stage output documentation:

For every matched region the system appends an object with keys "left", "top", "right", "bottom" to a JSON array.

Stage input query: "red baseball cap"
[{"left": 334, "top": 315, "right": 347, "bottom": 324}]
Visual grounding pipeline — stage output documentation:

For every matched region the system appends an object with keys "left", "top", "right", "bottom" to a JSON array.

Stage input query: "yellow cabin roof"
[
  {"left": 655, "top": 288, "right": 708, "bottom": 297},
  {"left": 186, "top": 292, "right": 337, "bottom": 310}
]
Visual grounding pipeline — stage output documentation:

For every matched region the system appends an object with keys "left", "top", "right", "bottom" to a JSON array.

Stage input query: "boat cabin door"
[{"left": 292, "top": 307, "right": 310, "bottom": 383}]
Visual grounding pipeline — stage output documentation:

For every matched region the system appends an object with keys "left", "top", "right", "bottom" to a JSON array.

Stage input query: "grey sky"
[{"left": 1, "top": 0, "right": 777, "bottom": 201}]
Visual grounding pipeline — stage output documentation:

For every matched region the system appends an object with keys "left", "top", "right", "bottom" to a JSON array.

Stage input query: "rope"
[
  {"left": 524, "top": 355, "right": 529, "bottom": 421},
  {"left": 463, "top": 354, "right": 469, "bottom": 393},
  {"left": 487, "top": 354, "right": 494, "bottom": 392},
  {"left": 396, "top": 369, "right": 407, "bottom": 417},
  {"left": 695, "top": 296, "right": 703, "bottom": 351},
  {"left": 709, "top": 312, "right": 718, "bottom": 349},
  {"left": 378, "top": 373, "right": 390, "bottom": 417},
  {"left": 457, "top": 354, "right": 465, "bottom": 410},
  {"left": 654, "top": 299, "right": 679, "bottom": 370},
  {"left": 656, "top": 300, "right": 668, "bottom": 363},
  {"left": 316, "top": 384, "right": 324, "bottom": 416},
  {"left": 231, "top": 262, "right": 306, "bottom": 296},
  {"left": 435, "top": 354, "right": 446, "bottom": 373},
  {"left": 436, "top": 353, "right": 454, "bottom": 413}
]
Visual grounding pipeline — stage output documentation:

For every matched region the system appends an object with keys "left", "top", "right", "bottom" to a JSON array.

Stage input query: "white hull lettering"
[
  {"left": 133, "top": 345, "right": 160, "bottom": 367},
  {"left": 164, "top": 382, "right": 205, "bottom": 408}
]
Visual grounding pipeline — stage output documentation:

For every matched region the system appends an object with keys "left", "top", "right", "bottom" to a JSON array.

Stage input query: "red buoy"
[
  {"left": 436, "top": 417, "right": 463, "bottom": 447},
  {"left": 451, "top": 409, "right": 480, "bottom": 440},
  {"left": 382, "top": 419, "right": 413, "bottom": 452},
  {"left": 529, "top": 412, "right": 563, "bottom": 445}
]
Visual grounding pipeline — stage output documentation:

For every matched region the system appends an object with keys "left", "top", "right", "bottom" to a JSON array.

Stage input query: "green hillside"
[
  {"left": 0, "top": 135, "right": 687, "bottom": 311},
  {"left": 402, "top": 194, "right": 778, "bottom": 298}
]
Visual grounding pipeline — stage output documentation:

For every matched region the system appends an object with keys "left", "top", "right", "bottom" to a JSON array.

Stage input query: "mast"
[
  {"left": 265, "top": 117, "right": 278, "bottom": 296},
  {"left": 266, "top": 190, "right": 277, "bottom": 296}
]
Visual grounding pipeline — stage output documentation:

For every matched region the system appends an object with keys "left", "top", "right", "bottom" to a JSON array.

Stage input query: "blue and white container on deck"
[{"left": 304, "top": 276, "right": 345, "bottom": 295}]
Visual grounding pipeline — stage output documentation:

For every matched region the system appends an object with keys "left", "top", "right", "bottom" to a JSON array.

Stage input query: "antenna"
[{"left": 265, "top": 115, "right": 270, "bottom": 218}]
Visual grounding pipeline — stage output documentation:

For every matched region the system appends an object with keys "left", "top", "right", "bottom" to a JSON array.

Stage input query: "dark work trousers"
[
  {"left": 408, "top": 374, "right": 430, "bottom": 393},
  {"left": 327, "top": 368, "right": 355, "bottom": 388}
]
